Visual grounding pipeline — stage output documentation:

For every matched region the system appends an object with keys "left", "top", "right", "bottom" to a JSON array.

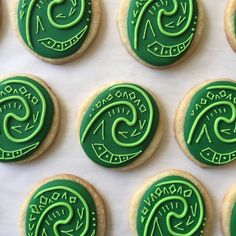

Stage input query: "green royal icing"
[
  {"left": 137, "top": 175, "right": 206, "bottom": 236},
  {"left": 25, "top": 179, "right": 97, "bottom": 235},
  {"left": 230, "top": 203, "right": 236, "bottom": 236},
  {"left": 0, "top": 76, "right": 54, "bottom": 162},
  {"left": 80, "top": 83, "right": 159, "bottom": 168},
  {"left": 184, "top": 81, "right": 236, "bottom": 166},
  {"left": 127, "top": 0, "right": 199, "bottom": 67},
  {"left": 17, "top": 0, "right": 92, "bottom": 59}
]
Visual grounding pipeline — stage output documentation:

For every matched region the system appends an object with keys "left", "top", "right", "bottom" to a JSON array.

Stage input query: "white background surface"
[{"left": 0, "top": 0, "right": 235, "bottom": 235}]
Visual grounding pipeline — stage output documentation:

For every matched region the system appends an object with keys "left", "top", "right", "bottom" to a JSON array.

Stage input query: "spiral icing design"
[
  {"left": 25, "top": 179, "right": 97, "bottom": 236},
  {"left": 127, "top": 0, "right": 199, "bottom": 67},
  {"left": 0, "top": 76, "right": 54, "bottom": 162},
  {"left": 184, "top": 81, "right": 236, "bottom": 166},
  {"left": 80, "top": 83, "right": 159, "bottom": 168},
  {"left": 137, "top": 175, "right": 206, "bottom": 236},
  {"left": 17, "top": 0, "right": 92, "bottom": 59}
]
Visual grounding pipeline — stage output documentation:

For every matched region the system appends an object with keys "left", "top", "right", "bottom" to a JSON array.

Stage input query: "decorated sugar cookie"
[
  {"left": 0, "top": 75, "right": 59, "bottom": 163},
  {"left": 14, "top": 0, "right": 101, "bottom": 64},
  {"left": 77, "top": 83, "right": 162, "bottom": 170},
  {"left": 118, "top": 0, "right": 204, "bottom": 68},
  {"left": 20, "top": 174, "right": 106, "bottom": 236},
  {"left": 225, "top": 0, "right": 236, "bottom": 52},
  {"left": 222, "top": 186, "right": 236, "bottom": 236},
  {"left": 130, "top": 170, "right": 212, "bottom": 236},
  {"left": 175, "top": 80, "right": 236, "bottom": 167}
]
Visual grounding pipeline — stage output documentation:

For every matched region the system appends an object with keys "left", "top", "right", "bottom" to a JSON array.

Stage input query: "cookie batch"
[{"left": 0, "top": 0, "right": 235, "bottom": 236}]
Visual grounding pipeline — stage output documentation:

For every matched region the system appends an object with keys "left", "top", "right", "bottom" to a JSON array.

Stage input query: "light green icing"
[
  {"left": 127, "top": 0, "right": 199, "bottom": 67},
  {"left": 137, "top": 175, "right": 206, "bottom": 236},
  {"left": 184, "top": 81, "right": 236, "bottom": 166},
  {"left": 230, "top": 202, "right": 236, "bottom": 236},
  {"left": 0, "top": 76, "right": 54, "bottom": 162},
  {"left": 25, "top": 179, "right": 97, "bottom": 235},
  {"left": 80, "top": 83, "right": 159, "bottom": 168},
  {"left": 17, "top": 0, "right": 92, "bottom": 59}
]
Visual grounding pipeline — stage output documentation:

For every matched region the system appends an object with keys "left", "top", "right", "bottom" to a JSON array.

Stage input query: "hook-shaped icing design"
[
  {"left": 80, "top": 83, "right": 160, "bottom": 168},
  {"left": 0, "top": 76, "right": 55, "bottom": 162},
  {"left": 183, "top": 81, "right": 236, "bottom": 166},
  {"left": 17, "top": 0, "right": 92, "bottom": 60},
  {"left": 126, "top": 0, "right": 200, "bottom": 67},
  {"left": 134, "top": 173, "right": 208, "bottom": 236},
  {"left": 24, "top": 178, "right": 98, "bottom": 236}
]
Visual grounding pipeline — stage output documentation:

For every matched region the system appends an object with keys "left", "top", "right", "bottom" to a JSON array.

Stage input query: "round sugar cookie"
[
  {"left": 222, "top": 185, "right": 236, "bottom": 236},
  {"left": 0, "top": 74, "right": 59, "bottom": 163},
  {"left": 13, "top": 0, "right": 101, "bottom": 64},
  {"left": 175, "top": 79, "right": 236, "bottom": 167},
  {"left": 117, "top": 0, "right": 205, "bottom": 68},
  {"left": 19, "top": 174, "right": 106, "bottom": 236},
  {"left": 225, "top": 0, "right": 236, "bottom": 52},
  {"left": 77, "top": 83, "right": 163, "bottom": 170},
  {"left": 130, "top": 170, "right": 212, "bottom": 236}
]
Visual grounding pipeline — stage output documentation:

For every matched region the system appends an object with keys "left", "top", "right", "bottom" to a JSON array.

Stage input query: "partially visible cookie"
[
  {"left": 77, "top": 83, "right": 163, "bottom": 170},
  {"left": 130, "top": 170, "right": 212, "bottom": 236},
  {"left": 175, "top": 79, "right": 236, "bottom": 167},
  {"left": 13, "top": 0, "right": 101, "bottom": 64},
  {"left": 19, "top": 174, "right": 106, "bottom": 236},
  {"left": 222, "top": 185, "right": 236, "bottom": 236},
  {"left": 117, "top": 0, "right": 205, "bottom": 68},
  {"left": 225, "top": 0, "right": 236, "bottom": 52},
  {"left": 0, "top": 74, "right": 59, "bottom": 163}
]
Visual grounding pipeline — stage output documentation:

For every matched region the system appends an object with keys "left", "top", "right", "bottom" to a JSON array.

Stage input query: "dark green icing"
[
  {"left": 230, "top": 203, "right": 236, "bottom": 236},
  {"left": 184, "top": 81, "right": 236, "bottom": 166},
  {"left": 137, "top": 175, "right": 206, "bottom": 236},
  {"left": 0, "top": 76, "right": 54, "bottom": 162},
  {"left": 25, "top": 179, "right": 97, "bottom": 235},
  {"left": 17, "top": 0, "right": 92, "bottom": 59},
  {"left": 80, "top": 83, "right": 159, "bottom": 168},
  {"left": 127, "top": 0, "right": 199, "bottom": 67}
]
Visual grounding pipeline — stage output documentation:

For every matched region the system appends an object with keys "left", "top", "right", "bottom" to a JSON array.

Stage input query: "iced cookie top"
[
  {"left": 17, "top": 0, "right": 92, "bottom": 59},
  {"left": 184, "top": 81, "right": 236, "bottom": 166},
  {"left": 0, "top": 75, "right": 55, "bottom": 162},
  {"left": 127, "top": 0, "right": 199, "bottom": 67},
  {"left": 80, "top": 83, "right": 160, "bottom": 168},
  {"left": 25, "top": 178, "right": 98, "bottom": 235},
  {"left": 136, "top": 175, "right": 207, "bottom": 235}
]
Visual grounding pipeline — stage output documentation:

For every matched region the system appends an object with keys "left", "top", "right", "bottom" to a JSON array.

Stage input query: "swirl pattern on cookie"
[
  {"left": 17, "top": 0, "right": 92, "bottom": 59},
  {"left": 137, "top": 175, "right": 206, "bottom": 235},
  {"left": 127, "top": 0, "right": 199, "bottom": 67},
  {"left": 0, "top": 76, "right": 54, "bottom": 162},
  {"left": 25, "top": 179, "right": 97, "bottom": 235},
  {"left": 184, "top": 81, "right": 236, "bottom": 166},
  {"left": 80, "top": 83, "right": 159, "bottom": 168}
]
